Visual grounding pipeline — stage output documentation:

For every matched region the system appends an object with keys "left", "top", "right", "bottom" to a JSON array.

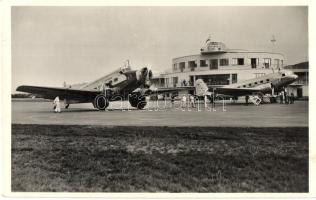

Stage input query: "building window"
[
  {"left": 263, "top": 58, "right": 271, "bottom": 68},
  {"left": 237, "top": 58, "right": 244, "bottom": 65},
  {"left": 232, "top": 74, "right": 237, "bottom": 84},
  {"left": 274, "top": 59, "right": 280, "bottom": 68},
  {"left": 188, "top": 61, "right": 197, "bottom": 71},
  {"left": 232, "top": 58, "right": 237, "bottom": 65},
  {"left": 200, "top": 60, "right": 207, "bottom": 67},
  {"left": 210, "top": 59, "right": 218, "bottom": 70},
  {"left": 250, "top": 58, "right": 259, "bottom": 68},
  {"left": 172, "top": 77, "right": 178, "bottom": 87},
  {"left": 165, "top": 78, "right": 169, "bottom": 87},
  {"left": 179, "top": 62, "right": 185, "bottom": 72},
  {"left": 173, "top": 63, "right": 177, "bottom": 70},
  {"left": 220, "top": 59, "right": 229, "bottom": 66},
  {"left": 232, "top": 58, "right": 244, "bottom": 65}
]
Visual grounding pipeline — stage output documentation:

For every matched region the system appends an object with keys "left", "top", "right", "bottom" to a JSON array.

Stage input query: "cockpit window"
[{"left": 282, "top": 73, "right": 285, "bottom": 77}]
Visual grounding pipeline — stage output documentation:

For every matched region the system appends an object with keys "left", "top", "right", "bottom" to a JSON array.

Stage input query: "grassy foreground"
[{"left": 11, "top": 124, "right": 308, "bottom": 192}]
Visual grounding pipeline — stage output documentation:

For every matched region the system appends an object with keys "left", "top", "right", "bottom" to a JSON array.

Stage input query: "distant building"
[
  {"left": 284, "top": 62, "right": 308, "bottom": 98},
  {"left": 151, "top": 39, "right": 308, "bottom": 97}
]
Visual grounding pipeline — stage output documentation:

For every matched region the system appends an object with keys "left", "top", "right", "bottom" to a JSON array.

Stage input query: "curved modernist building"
[{"left": 153, "top": 40, "right": 285, "bottom": 89}]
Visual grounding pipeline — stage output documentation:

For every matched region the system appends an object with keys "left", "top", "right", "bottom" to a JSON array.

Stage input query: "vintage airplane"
[
  {"left": 16, "top": 65, "right": 159, "bottom": 110},
  {"left": 16, "top": 64, "right": 298, "bottom": 110},
  {"left": 195, "top": 70, "right": 298, "bottom": 104}
]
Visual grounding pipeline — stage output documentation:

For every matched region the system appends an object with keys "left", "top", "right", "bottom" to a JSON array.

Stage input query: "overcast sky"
[{"left": 12, "top": 6, "right": 308, "bottom": 91}]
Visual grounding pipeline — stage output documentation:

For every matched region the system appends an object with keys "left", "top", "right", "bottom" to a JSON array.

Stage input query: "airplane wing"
[
  {"left": 214, "top": 87, "right": 263, "bottom": 97},
  {"left": 148, "top": 86, "right": 194, "bottom": 94},
  {"left": 16, "top": 85, "right": 101, "bottom": 103}
]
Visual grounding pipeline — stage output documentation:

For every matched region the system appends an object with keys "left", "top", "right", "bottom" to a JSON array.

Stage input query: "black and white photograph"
[{"left": 3, "top": 3, "right": 313, "bottom": 197}]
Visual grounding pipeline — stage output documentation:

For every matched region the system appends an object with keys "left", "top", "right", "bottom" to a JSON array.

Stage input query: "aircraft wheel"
[
  {"left": 94, "top": 94, "right": 109, "bottom": 110},
  {"left": 129, "top": 93, "right": 147, "bottom": 109}
]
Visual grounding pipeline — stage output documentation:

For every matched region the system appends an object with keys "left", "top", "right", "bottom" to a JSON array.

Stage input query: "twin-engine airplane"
[
  {"left": 17, "top": 66, "right": 160, "bottom": 110},
  {"left": 195, "top": 70, "right": 298, "bottom": 103},
  {"left": 17, "top": 65, "right": 298, "bottom": 110}
]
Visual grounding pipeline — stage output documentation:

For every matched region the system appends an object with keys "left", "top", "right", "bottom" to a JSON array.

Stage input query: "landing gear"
[
  {"left": 129, "top": 93, "right": 147, "bottom": 109},
  {"left": 93, "top": 94, "right": 109, "bottom": 110}
]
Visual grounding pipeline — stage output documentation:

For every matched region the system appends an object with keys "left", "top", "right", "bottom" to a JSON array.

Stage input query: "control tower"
[{"left": 200, "top": 41, "right": 228, "bottom": 54}]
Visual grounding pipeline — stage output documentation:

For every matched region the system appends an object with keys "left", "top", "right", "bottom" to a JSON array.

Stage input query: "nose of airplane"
[
  {"left": 142, "top": 67, "right": 148, "bottom": 74},
  {"left": 137, "top": 67, "right": 152, "bottom": 87},
  {"left": 291, "top": 74, "right": 298, "bottom": 80},
  {"left": 145, "top": 69, "right": 153, "bottom": 87},
  {"left": 136, "top": 67, "right": 148, "bottom": 81},
  {"left": 141, "top": 67, "right": 148, "bottom": 79}
]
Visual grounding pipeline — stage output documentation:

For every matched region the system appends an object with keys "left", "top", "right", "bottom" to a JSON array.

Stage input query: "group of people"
[
  {"left": 279, "top": 90, "right": 295, "bottom": 104},
  {"left": 53, "top": 88, "right": 296, "bottom": 113},
  {"left": 171, "top": 94, "right": 196, "bottom": 109},
  {"left": 180, "top": 79, "right": 193, "bottom": 87}
]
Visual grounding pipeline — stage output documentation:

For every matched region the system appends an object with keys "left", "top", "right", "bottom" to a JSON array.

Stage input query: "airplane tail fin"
[{"left": 195, "top": 79, "right": 209, "bottom": 96}]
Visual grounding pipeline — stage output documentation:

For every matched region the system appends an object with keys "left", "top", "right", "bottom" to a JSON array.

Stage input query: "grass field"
[{"left": 11, "top": 124, "right": 308, "bottom": 192}]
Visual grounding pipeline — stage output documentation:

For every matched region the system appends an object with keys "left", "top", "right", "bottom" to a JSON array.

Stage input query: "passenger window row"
[{"left": 237, "top": 79, "right": 270, "bottom": 88}]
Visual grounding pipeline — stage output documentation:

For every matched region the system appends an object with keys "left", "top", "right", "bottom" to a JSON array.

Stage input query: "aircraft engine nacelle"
[
  {"left": 129, "top": 93, "right": 147, "bottom": 109},
  {"left": 93, "top": 94, "right": 109, "bottom": 110},
  {"left": 255, "top": 83, "right": 272, "bottom": 93}
]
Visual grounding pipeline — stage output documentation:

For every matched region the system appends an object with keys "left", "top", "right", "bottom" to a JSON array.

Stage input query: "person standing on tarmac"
[
  {"left": 290, "top": 93, "right": 295, "bottom": 104},
  {"left": 53, "top": 96, "right": 61, "bottom": 113},
  {"left": 245, "top": 95, "right": 249, "bottom": 106},
  {"left": 280, "top": 91, "right": 284, "bottom": 104},
  {"left": 284, "top": 88, "right": 288, "bottom": 104},
  {"left": 181, "top": 95, "right": 187, "bottom": 110},
  {"left": 171, "top": 95, "right": 175, "bottom": 108},
  {"left": 189, "top": 94, "right": 195, "bottom": 108}
]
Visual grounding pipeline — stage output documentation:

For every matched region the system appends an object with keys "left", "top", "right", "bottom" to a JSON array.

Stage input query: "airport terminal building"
[
  {"left": 152, "top": 40, "right": 308, "bottom": 97},
  {"left": 284, "top": 61, "right": 309, "bottom": 97}
]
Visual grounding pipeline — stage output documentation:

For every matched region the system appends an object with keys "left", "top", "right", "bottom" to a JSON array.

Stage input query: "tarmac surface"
[{"left": 12, "top": 99, "right": 308, "bottom": 127}]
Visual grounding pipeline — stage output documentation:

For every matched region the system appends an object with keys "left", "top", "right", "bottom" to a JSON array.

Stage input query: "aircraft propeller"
[{"left": 139, "top": 67, "right": 153, "bottom": 88}]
